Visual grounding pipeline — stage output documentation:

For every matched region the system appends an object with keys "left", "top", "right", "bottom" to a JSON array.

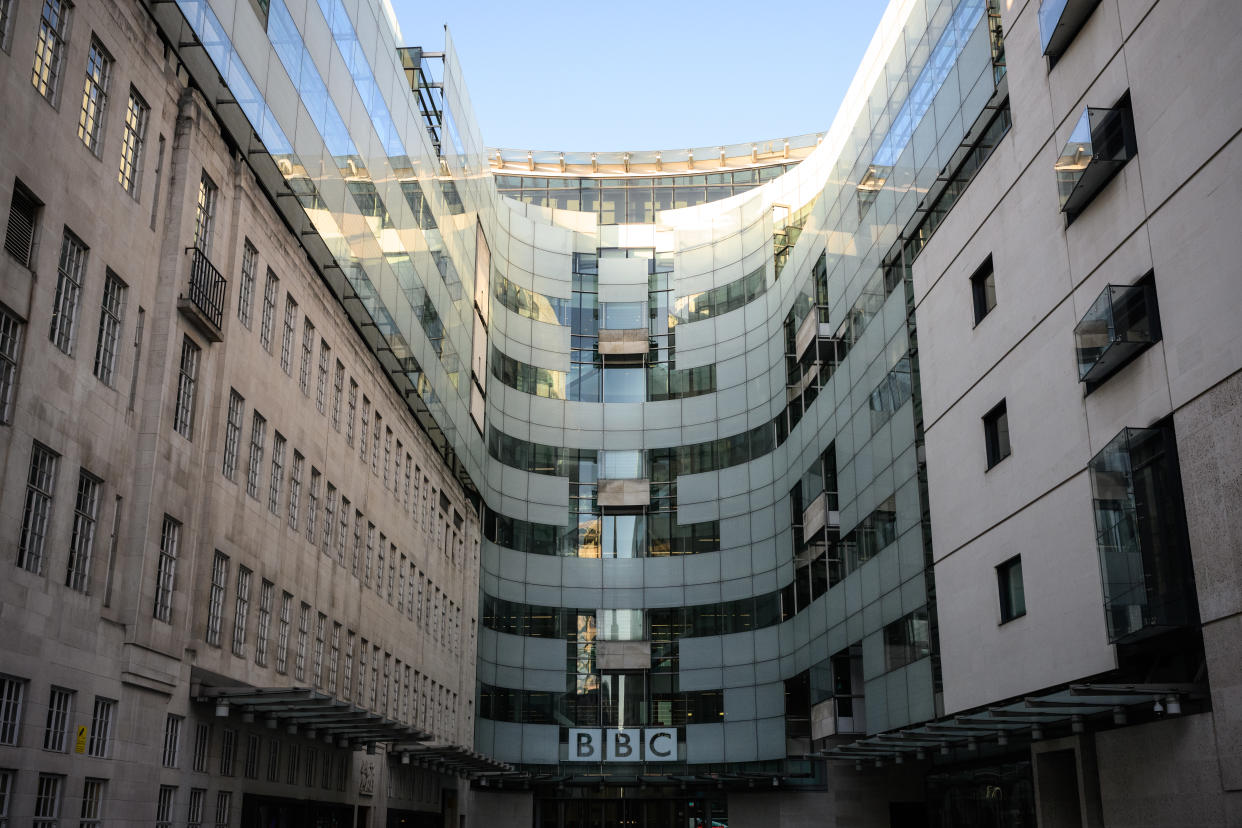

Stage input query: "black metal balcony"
[
  {"left": 1074, "top": 279, "right": 1160, "bottom": 392},
  {"left": 177, "top": 246, "right": 226, "bottom": 342}
]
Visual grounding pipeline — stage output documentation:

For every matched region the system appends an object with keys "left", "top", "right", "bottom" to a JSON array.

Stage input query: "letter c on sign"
[{"left": 648, "top": 731, "right": 673, "bottom": 758}]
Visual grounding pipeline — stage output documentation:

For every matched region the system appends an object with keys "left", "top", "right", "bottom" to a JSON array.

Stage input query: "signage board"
[{"left": 567, "top": 728, "right": 677, "bottom": 762}]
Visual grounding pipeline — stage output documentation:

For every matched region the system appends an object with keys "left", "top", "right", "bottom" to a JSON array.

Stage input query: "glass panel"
[
  {"left": 602, "top": 367, "right": 645, "bottom": 403},
  {"left": 597, "top": 609, "right": 643, "bottom": 640},
  {"left": 601, "top": 301, "right": 646, "bottom": 330}
]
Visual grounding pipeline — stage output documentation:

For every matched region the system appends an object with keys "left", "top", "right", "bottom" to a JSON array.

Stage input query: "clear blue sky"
[{"left": 389, "top": 0, "right": 891, "bottom": 151}]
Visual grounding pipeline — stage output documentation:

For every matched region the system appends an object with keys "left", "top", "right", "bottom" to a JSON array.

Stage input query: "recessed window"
[
  {"left": 970, "top": 255, "right": 996, "bottom": 324},
  {"left": 50, "top": 228, "right": 88, "bottom": 355},
  {"left": 78, "top": 37, "right": 112, "bottom": 155},
  {"left": 983, "top": 400, "right": 1011, "bottom": 469},
  {"left": 117, "top": 87, "right": 149, "bottom": 196},
  {"left": 4, "top": 180, "right": 42, "bottom": 268},
  {"left": 172, "top": 336, "right": 201, "bottom": 439},
  {"left": 997, "top": 556, "right": 1026, "bottom": 622},
  {"left": 32, "top": 0, "right": 71, "bottom": 104}
]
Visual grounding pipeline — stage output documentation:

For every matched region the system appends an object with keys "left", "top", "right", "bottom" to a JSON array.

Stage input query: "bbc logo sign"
[{"left": 567, "top": 729, "right": 677, "bottom": 762}]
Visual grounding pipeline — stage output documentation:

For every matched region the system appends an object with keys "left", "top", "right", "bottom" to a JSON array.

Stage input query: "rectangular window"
[
  {"left": 265, "top": 738, "right": 279, "bottom": 782},
  {"left": 313, "top": 612, "right": 326, "bottom": 687},
  {"left": 322, "top": 483, "right": 337, "bottom": 557},
  {"left": 359, "top": 396, "right": 370, "bottom": 461},
  {"left": 403, "top": 453, "right": 412, "bottom": 511},
  {"left": 351, "top": 511, "right": 362, "bottom": 577},
  {"left": 306, "top": 467, "right": 321, "bottom": 543},
  {"left": 383, "top": 426, "right": 392, "bottom": 486},
  {"left": 338, "top": 496, "right": 350, "bottom": 567},
  {"left": 275, "top": 592, "right": 291, "bottom": 674},
  {"left": 86, "top": 697, "right": 113, "bottom": 757},
  {"left": 214, "top": 791, "right": 231, "bottom": 828},
  {"left": 92, "top": 270, "right": 126, "bottom": 385},
  {"left": 287, "top": 450, "right": 303, "bottom": 529},
  {"left": 268, "top": 432, "right": 285, "bottom": 515},
  {"left": 50, "top": 228, "right": 87, "bottom": 354},
  {"left": 193, "top": 171, "right": 217, "bottom": 255},
  {"left": 0, "top": 676, "right": 25, "bottom": 745},
  {"left": 161, "top": 714, "right": 182, "bottom": 767},
  {"left": 259, "top": 269, "right": 278, "bottom": 353},
  {"left": 285, "top": 744, "right": 299, "bottom": 785},
  {"left": 191, "top": 721, "right": 209, "bottom": 772},
  {"left": 331, "top": 360, "right": 344, "bottom": 430},
  {"left": 153, "top": 515, "right": 179, "bottom": 622},
  {"left": 294, "top": 603, "right": 310, "bottom": 681},
  {"left": 246, "top": 412, "right": 266, "bottom": 499},
  {"left": 186, "top": 787, "right": 204, "bottom": 828},
  {"left": 343, "top": 631, "right": 355, "bottom": 701},
  {"left": 298, "top": 318, "right": 314, "bottom": 395},
  {"left": 356, "top": 640, "right": 367, "bottom": 707},
  {"left": 33, "top": 773, "right": 63, "bottom": 828},
  {"left": 117, "top": 86, "right": 148, "bottom": 195},
  {"left": 316, "top": 340, "right": 330, "bottom": 413},
  {"left": 78, "top": 37, "right": 111, "bottom": 154},
  {"left": 79, "top": 777, "right": 105, "bottom": 828},
  {"left": 237, "top": 239, "right": 257, "bottom": 327},
  {"left": 255, "top": 579, "right": 273, "bottom": 667},
  {"left": 19, "top": 441, "right": 59, "bottom": 574},
  {"left": 997, "top": 555, "right": 1027, "bottom": 622},
  {"left": 43, "top": 687, "right": 72, "bottom": 751},
  {"left": 0, "top": 305, "right": 23, "bottom": 424},
  {"left": 155, "top": 784, "right": 175, "bottom": 828},
  {"left": 0, "top": 0, "right": 11, "bottom": 50},
  {"left": 222, "top": 389, "right": 244, "bottom": 481},
  {"left": 218, "top": 729, "right": 236, "bottom": 776},
  {"left": 364, "top": 522, "right": 375, "bottom": 585},
  {"left": 328, "top": 622, "right": 341, "bottom": 694},
  {"left": 173, "top": 336, "right": 200, "bottom": 439},
  {"left": 983, "top": 399, "right": 1011, "bottom": 469},
  {"left": 375, "top": 534, "right": 385, "bottom": 596},
  {"left": 65, "top": 469, "right": 100, "bottom": 592},
  {"left": 32, "top": 0, "right": 71, "bottom": 103},
  {"left": 205, "top": 550, "right": 227, "bottom": 646},
  {"left": 231, "top": 566, "right": 251, "bottom": 657},
  {"left": 243, "top": 734, "right": 259, "bottom": 778},
  {"left": 279, "top": 294, "right": 297, "bottom": 375},
  {"left": 882, "top": 609, "right": 931, "bottom": 672},
  {"left": 5, "top": 180, "right": 41, "bottom": 268},
  {"left": 371, "top": 414, "right": 381, "bottom": 473},
  {"left": 345, "top": 379, "right": 357, "bottom": 445},
  {"left": 970, "top": 255, "right": 996, "bottom": 325}
]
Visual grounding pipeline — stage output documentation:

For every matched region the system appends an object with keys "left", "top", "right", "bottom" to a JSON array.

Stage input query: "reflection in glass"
[{"left": 602, "top": 367, "right": 644, "bottom": 402}]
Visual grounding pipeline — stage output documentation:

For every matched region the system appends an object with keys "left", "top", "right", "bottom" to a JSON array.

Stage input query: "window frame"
[
  {"left": 970, "top": 254, "right": 996, "bottom": 325},
  {"left": 983, "top": 399, "right": 1012, "bottom": 469},
  {"left": 997, "top": 555, "right": 1027, "bottom": 623},
  {"left": 117, "top": 86, "right": 149, "bottom": 196},
  {"left": 78, "top": 35, "right": 112, "bottom": 155}
]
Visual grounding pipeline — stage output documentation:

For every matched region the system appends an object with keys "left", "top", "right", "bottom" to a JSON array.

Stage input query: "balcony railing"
[
  {"left": 1074, "top": 280, "right": 1160, "bottom": 391},
  {"left": 178, "top": 246, "right": 226, "bottom": 342}
]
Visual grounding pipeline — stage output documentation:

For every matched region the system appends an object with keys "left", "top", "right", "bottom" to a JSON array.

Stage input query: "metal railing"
[{"left": 185, "top": 246, "right": 226, "bottom": 330}]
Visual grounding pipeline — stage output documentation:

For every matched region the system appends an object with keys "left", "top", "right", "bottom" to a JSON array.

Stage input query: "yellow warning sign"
[{"left": 75, "top": 725, "right": 87, "bottom": 754}]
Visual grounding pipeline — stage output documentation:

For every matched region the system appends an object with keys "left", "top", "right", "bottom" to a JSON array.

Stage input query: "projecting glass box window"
[
  {"left": 1074, "top": 277, "right": 1160, "bottom": 392},
  {"left": 983, "top": 400, "right": 1010, "bottom": 469},
  {"left": 1055, "top": 94, "right": 1137, "bottom": 221},
  {"left": 1038, "top": 0, "right": 1104, "bottom": 65},
  {"left": 997, "top": 556, "right": 1026, "bottom": 622}
]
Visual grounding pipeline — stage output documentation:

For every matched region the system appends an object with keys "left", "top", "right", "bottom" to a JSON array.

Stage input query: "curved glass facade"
[{"left": 169, "top": 0, "right": 1007, "bottom": 781}]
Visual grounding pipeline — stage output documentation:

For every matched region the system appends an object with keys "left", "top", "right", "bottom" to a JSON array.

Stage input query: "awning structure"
[
  {"left": 194, "top": 682, "right": 511, "bottom": 777},
  {"left": 818, "top": 683, "right": 1202, "bottom": 765}
]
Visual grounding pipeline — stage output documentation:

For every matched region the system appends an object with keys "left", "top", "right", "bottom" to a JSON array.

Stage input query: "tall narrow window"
[
  {"left": 153, "top": 515, "right": 180, "bottom": 622},
  {"left": 173, "top": 336, "right": 200, "bottom": 439},
  {"left": 343, "top": 631, "right": 355, "bottom": 701},
  {"left": 0, "top": 0, "right": 14, "bottom": 51},
  {"left": 383, "top": 426, "right": 392, "bottom": 486},
  {"left": 221, "top": 389, "right": 244, "bottom": 481},
  {"left": 86, "top": 697, "right": 114, "bottom": 757},
  {"left": 316, "top": 340, "right": 330, "bottom": 413},
  {"left": 275, "top": 592, "right": 291, "bottom": 674},
  {"left": 231, "top": 566, "right": 251, "bottom": 657},
  {"left": 80, "top": 777, "right": 105, "bottom": 828},
  {"left": 205, "top": 551, "right": 227, "bottom": 646},
  {"left": 970, "top": 255, "right": 997, "bottom": 325},
  {"left": 306, "top": 467, "right": 321, "bottom": 543},
  {"left": 287, "top": 450, "right": 303, "bottom": 529},
  {"left": 78, "top": 37, "right": 112, "bottom": 154},
  {"left": 218, "top": 729, "right": 235, "bottom": 776},
  {"left": 6, "top": 181, "right": 42, "bottom": 275},
  {"left": 313, "top": 612, "right": 326, "bottom": 687},
  {"left": 32, "top": 0, "right": 71, "bottom": 103},
  {"left": 117, "top": 86, "right": 148, "bottom": 195},
  {"left": 268, "top": 432, "right": 285, "bottom": 515},
  {"left": 279, "top": 294, "right": 297, "bottom": 375},
  {"left": 43, "top": 687, "right": 72, "bottom": 751},
  {"left": 93, "top": 270, "right": 126, "bottom": 385},
  {"left": 259, "top": 269, "right": 278, "bottom": 353},
  {"left": 359, "top": 396, "right": 370, "bottom": 461},
  {"left": 161, "top": 714, "right": 182, "bottom": 767},
  {"left": 127, "top": 306, "right": 144, "bottom": 412},
  {"left": 33, "top": 773, "right": 63, "bottom": 828},
  {"left": 155, "top": 785, "right": 175, "bottom": 828},
  {"left": 65, "top": 469, "right": 100, "bottom": 592},
  {"left": 0, "top": 305, "right": 24, "bottom": 424},
  {"left": 337, "top": 497, "right": 350, "bottom": 566},
  {"left": 193, "top": 171, "right": 217, "bottom": 256},
  {"left": 50, "top": 228, "right": 87, "bottom": 354},
  {"left": 19, "top": 441, "right": 59, "bottom": 573},
  {"left": 298, "top": 318, "right": 314, "bottom": 394},
  {"left": 328, "top": 622, "right": 341, "bottom": 694},
  {"left": 237, "top": 239, "right": 257, "bottom": 327},
  {"left": 331, "top": 359, "right": 344, "bottom": 429},
  {"left": 983, "top": 399, "right": 1011, "bottom": 469},
  {"left": 186, "top": 787, "right": 204, "bottom": 828},
  {"left": 246, "top": 411, "right": 266, "bottom": 499},
  {"left": 0, "top": 676, "right": 26, "bottom": 745},
  {"left": 294, "top": 602, "right": 310, "bottom": 681},
  {"left": 255, "top": 580, "right": 273, "bottom": 667},
  {"left": 322, "top": 484, "right": 338, "bottom": 555},
  {"left": 371, "top": 413, "right": 381, "bottom": 472},
  {"left": 997, "top": 555, "right": 1026, "bottom": 622},
  {"left": 345, "top": 379, "right": 357, "bottom": 445},
  {"left": 214, "top": 791, "right": 231, "bottom": 828}
]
